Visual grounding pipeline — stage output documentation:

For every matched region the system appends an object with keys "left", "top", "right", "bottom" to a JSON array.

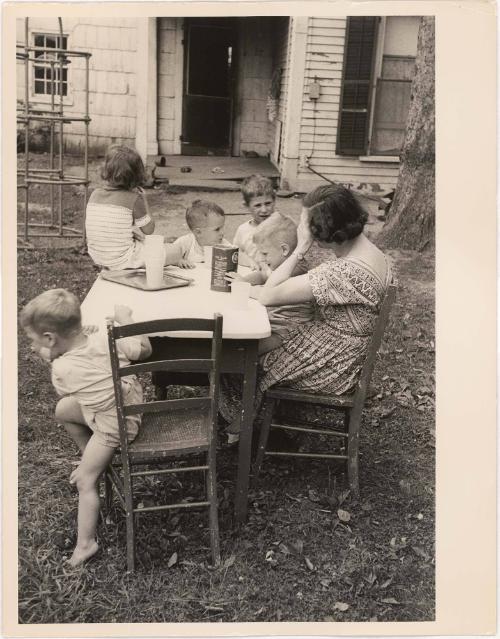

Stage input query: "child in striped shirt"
[{"left": 85, "top": 145, "right": 181, "bottom": 269}]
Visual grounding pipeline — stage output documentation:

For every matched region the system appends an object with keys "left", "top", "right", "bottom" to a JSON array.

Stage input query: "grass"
[{"left": 17, "top": 242, "right": 435, "bottom": 624}]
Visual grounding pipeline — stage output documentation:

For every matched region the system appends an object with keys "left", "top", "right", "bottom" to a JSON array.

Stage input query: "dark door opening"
[{"left": 181, "top": 18, "right": 236, "bottom": 156}]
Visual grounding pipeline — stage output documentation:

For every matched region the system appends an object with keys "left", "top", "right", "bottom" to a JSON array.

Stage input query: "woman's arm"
[{"left": 257, "top": 272, "right": 314, "bottom": 306}]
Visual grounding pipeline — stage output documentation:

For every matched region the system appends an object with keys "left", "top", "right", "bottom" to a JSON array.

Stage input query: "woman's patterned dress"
[{"left": 219, "top": 255, "right": 392, "bottom": 427}]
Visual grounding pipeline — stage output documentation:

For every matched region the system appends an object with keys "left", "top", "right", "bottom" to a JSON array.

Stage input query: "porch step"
[
  {"left": 166, "top": 178, "right": 241, "bottom": 191},
  {"left": 148, "top": 155, "right": 280, "bottom": 183}
]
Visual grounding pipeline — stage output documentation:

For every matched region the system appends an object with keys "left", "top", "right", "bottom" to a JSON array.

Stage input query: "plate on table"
[{"left": 100, "top": 268, "right": 193, "bottom": 291}]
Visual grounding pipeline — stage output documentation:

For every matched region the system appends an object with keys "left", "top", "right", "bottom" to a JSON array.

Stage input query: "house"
[{"left": 17, "top": 15, "right": 420, "bottom": 192}]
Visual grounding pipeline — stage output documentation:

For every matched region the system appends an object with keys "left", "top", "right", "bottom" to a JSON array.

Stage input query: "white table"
[{"left": 82, "top": 265, "right": 271, "bottom": 525}]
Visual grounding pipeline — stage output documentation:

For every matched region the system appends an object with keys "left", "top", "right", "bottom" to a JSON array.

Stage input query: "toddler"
[
  {"left": 224, "top": 213, "right": 314, "bottom": 444},
  {"left": 20, "top": 289, "right": 151, "bottom": 567},
  {"left": 233, "top": 174, "right": 276, "bottom": 268},
  {"left": 241, "top": 212, "right": 314, "bottom": 353},
  {"left": 173, "top": 199, "right": 233, "bottom": 267},
  {"left": 86, "top": 144, "right": 181, "bottom": 269}
]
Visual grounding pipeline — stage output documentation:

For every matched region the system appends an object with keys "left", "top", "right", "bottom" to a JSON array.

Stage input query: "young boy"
[
  {"left": 20, "top": 289, "right": 151, "bottom": 567},
  {"left": 233, "top": 175, "right": 276, "bottom": 268},
  {"left": 224, "top": 213, "right": 314, "bottom": 443},
  {"left": 173, "top": 200, "right": 233, "bottom": 267}
]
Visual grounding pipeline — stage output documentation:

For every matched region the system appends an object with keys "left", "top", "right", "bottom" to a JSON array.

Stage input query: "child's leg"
[
  {"left": 68, "top": 434, "right": 116, "bottom": 567},
  {"left": 258, "top": 333, "right": 283, "bottom": 356},
  {"left": 163, "top": 242, "right": 182, "bottom": 266},
  {"left": 55, "top": 397, "right": 92, "bottom": 453}
]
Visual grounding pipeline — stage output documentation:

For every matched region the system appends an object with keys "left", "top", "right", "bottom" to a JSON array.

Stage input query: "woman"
[{"left": 220, "top": 183, "right": 392, "bottom": 440}]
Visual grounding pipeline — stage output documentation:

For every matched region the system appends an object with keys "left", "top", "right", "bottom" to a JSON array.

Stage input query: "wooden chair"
[
  {"left": 105, "top": 315, "right": 223, "bottom": 572},
  {"left": 254, "top": 284, "right": 396, "bottom": 496}
]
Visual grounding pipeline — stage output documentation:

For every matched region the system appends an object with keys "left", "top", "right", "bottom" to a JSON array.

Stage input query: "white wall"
[
  {"left": 17, "top": 17, "right": 138, "bottom": 154},
  {"left": 157, "top": 17, "right": 183, "bottom": 155}
]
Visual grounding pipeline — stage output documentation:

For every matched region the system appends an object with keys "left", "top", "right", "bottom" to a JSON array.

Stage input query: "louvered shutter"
[{"left": 336, "top": 17, "right": 378, "bottom": 156}]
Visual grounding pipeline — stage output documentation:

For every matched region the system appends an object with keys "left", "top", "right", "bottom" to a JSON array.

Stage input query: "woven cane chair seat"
[{"left": 128, "top": 406, "right": 210, "bottom": 461}]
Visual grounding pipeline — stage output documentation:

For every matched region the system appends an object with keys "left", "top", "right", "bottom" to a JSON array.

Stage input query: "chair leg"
[
  {"left": 253, "top": 398, "right": 275, "bottom": 479},
  {"left": 206, "top": 451, "right": 220, "bottom": 567},
  {"left": 104, "top": 468, "right": 113, "bottom": 512},
  {"left": 125, "top": 509, "right": 136, "bottom": 572},
  {"left": 346, "top": 407, "right": 361, "bottom": 498}
]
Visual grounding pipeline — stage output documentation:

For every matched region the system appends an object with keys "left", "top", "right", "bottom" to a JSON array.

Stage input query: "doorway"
[{"left": 181, "top": 18, "right": 236, "bottom": 156}]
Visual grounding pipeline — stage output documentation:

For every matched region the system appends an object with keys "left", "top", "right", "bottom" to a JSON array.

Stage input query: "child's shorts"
[{"left": 81, "top": 379, "right": 143, "bottom": 448}]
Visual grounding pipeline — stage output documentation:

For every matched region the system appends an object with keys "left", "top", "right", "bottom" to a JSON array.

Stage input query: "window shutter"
[{"left": 336, "top": 17, "right": 378, "bottom": 156}]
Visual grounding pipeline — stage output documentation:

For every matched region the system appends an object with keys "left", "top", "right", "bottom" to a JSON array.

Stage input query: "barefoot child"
[
  {"left": 233, "top": 174, "right": 276, "bottom": 268},
  {"left": 173, "top": 200, "right": 233, "bottom": 267},
  {"left": 20, "top": 289, "right": 151, "bottom": 567},
  {"left": 86, "top": 144, "right": 181, "bottom": 269}
]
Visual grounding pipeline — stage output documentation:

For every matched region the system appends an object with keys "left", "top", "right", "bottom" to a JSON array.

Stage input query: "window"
[
  {"left": 337, "top": 17, "right": 420, "bottom": 157},
  {"left": 32, "top": 33, "right": 68, "bottom": 97}
]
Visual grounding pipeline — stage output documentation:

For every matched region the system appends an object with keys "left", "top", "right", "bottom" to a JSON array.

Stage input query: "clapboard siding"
[
  {"left": 157, "top": 17, "right": 182, "bottom": 154},
  {"left": 297, "top": 16, "right": 400, "bottom": 190},
  {"left": 268, "top": 17, "right": 290, "bottom": 166},
  {"left": 16, "top": 18, "right": 138, "bottom": 153}
]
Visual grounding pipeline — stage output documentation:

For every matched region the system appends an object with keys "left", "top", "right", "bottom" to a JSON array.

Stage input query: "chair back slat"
[
  {"left": 354, "top": 284, "right": 396, "bottom": 403},
  {"left": 107, "top": 313, "right": 223, "bottom": 458},
  {"left": 113, "top": 318, "right": 216, "bottom": 339},
  {"left": 124, "top": 396, "right": 211, "bottom": 416},
  {"left": 120, "top": 359, "right": 213, "bottom": 377}
]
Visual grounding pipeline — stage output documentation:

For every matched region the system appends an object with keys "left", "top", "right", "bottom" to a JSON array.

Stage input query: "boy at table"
[
  {"left": 20, "top": 289, "right": 151, "bottom": 567},
  {"left": 173, "top": 200, "right": 233, "bottom": 267},
  {"left": 230, "top": 211, "right": 314, "bottom": 355}
]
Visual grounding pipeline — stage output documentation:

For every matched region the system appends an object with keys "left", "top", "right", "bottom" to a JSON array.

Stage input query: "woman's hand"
[{"left": 296, "top": 206, "right": 314, "bottom": 254}]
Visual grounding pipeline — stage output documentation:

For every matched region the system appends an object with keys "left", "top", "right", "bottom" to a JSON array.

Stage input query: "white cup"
[
  {"left": 203, "top": 246, "right": 213, "bottom": 269},
  {"left": 230, "top": 281, "right": 251, "bottom": 309},
  {"left": 145, "top": 256, "right": 164, "bottom": 288},
  {"left": 144, "top": 234, "right": 164, "bottom": 251}
]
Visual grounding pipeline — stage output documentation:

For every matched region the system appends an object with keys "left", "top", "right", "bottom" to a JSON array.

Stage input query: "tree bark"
[{"left": 379, "top": 17, "right": 435, "bottom": 251}]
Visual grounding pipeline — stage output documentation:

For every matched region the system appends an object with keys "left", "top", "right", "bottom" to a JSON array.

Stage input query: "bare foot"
[{"left": 67, "top": 541, "right": 99, "bottom": 567}]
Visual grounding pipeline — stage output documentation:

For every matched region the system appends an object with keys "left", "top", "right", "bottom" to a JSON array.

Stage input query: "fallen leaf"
[
  {"left": 412, "top": 546, "right": 430, "bottom": 561},
  {"left": 381, "top": 597, "right": 400, "bottom": 605},
  {"left": 337, "top": 509, "right": 351, "bottom": 523},
  {"left": 334, "top": 601, "right": 349, "bottom": 611},
  {"left": 291, "top": 539, "right": 304, "bottom": 555},
  {"left": 304, "top": 557, "right": 314, "bottom": 571},
  {"left": 278, "top": 543, "right": 290, "bottom": 555},
  {"left": 380, "top": 578, "right": 393, "bottom": 589},
  {"left": 167, "top": 552, "right": 178, "bottom": 568},
  {"left": 223, "top": 554, "right": 236, "bottom": 569}
]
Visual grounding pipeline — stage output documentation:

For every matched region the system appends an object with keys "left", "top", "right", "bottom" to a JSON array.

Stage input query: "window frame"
[
  {"left": 337, "top": 16, "right": 417, "bottom": 159},
  {"left": 30, "top": 30, "right": 72, "bottom": 105},
  {"left": 335, "top": 16, "right": 379, "bottom": 157}
]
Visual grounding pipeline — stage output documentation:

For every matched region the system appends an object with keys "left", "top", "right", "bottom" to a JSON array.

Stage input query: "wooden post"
[
  {"left": 136, "top": 18, "right": 158, "bottom": 161},
  {"left": 280, "top": 17, "right": 308, "bottom": 191}
]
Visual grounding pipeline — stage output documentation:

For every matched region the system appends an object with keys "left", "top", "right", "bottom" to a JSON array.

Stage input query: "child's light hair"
[
  {"left": 253, "top": 212, "right": 298, "bottom": 251},
  {"left": 185, "top": 200, "right": 225, "bottom": 230},
  {"left": 241, "top": 174, "right": 275, "bottom": 205},
  {"left": 20, "top": 289, "right": 82, "bottom": 337},
  {"left": 101, "top": 144, "right": 146, "bottom": 190}
]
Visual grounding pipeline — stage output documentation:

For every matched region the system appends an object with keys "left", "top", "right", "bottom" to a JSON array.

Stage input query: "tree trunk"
[{"left": 379, "top": 17, "right": 435, "bottom": 251}]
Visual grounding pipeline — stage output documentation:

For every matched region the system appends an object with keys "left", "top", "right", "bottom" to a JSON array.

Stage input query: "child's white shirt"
[
  {"left": 173, "top": 232, "right": 232, "bottom": 262},
  {"left": 233, "top": 219, "right": 266, "bottom": 268},
  {"left": 51, "top": 332, "right": 142, "bottom": 412}
]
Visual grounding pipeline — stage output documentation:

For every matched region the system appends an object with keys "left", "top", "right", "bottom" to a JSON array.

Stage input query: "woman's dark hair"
[
  {"left": 303, "top": 184, "right": 368, "bottom": 244},
  {"left": 101, "top": 144, "right": 146, "bottom": 190}
]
